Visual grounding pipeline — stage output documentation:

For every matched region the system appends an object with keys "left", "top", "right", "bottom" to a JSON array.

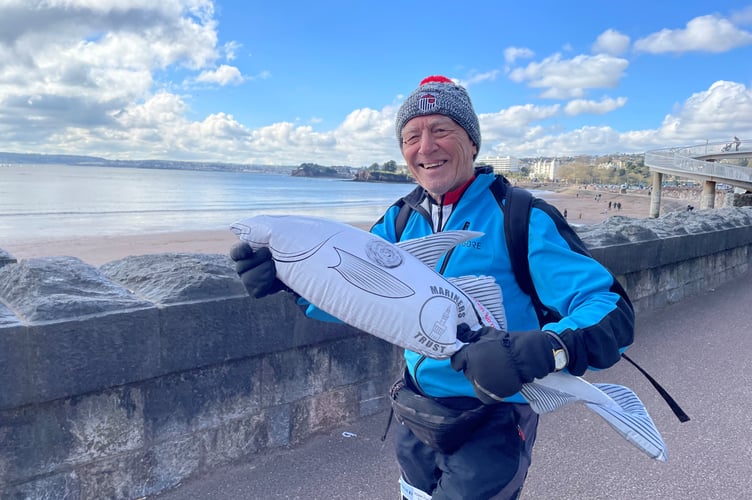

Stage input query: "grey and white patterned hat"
[{"left": 395, "top": 75, "right": 481, "bottom": 157}]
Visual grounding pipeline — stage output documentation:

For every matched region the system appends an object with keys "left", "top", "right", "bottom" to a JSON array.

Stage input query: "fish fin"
[
  {"left": 523, "top": 373, "right": 669, "bottom": 462},
  {"left": 332, "top": 248, "right": 415, "bottom": 298},
  {"left": 587, "top": 383, "right": 668, "bottom": 461},
  {"left": 396, "top": 230, "right": 484, "bottom": 269},
  {"left": 448, "top": 275, "right": 506, "bottom": 329}
]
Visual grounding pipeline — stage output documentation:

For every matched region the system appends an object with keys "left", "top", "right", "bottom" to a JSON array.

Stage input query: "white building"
[
  {"left": 530, "top": 158, "right": 561, "bottom": 181},
  {"left": 478, "top": 155, "right": 520, "bottom": 174}
]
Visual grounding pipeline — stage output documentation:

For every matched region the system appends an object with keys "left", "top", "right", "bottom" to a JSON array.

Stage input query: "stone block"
[
  {"left": 201, "top": 412, "right": 272, "bottom": 469},
  {"left": 253, "top": 293, "right": 361, "bottom": 352},
  {"left": 326, "top": 334, "right": 402, "bottom": 389},
  {"left": 0, "top": 247, "right": 17, "bottom": 268},
  {"left": 22, "top": 308, "right": 160, "bottom": 405},
  {"left": 141, "top": 358, "right": 263, "bottom": 442},
  {"left": 76, "top": 450, "right": 151, "bottom": 500},
  {"left": 142, "top": 434, "right": 203, "bottom": 496},
  {"left": 260, "top": 345, "right": 330, "bottom": 406},
  {"left": 0, "top": 471, "right": 80, "bottom": 500},
  {"left": 289, "top": 386, "right": 359, "bottom": 445},
  {"left": 0, "top": 257, "right": 152, "bottom": 323},
  {"left": 0, "top": 387, "right": 144, "bottom": 483},
  {"left": 156, "top": 296, "right": 257, "bottom": 374},
  {"left": 0, "top": 323, "right": 30, "bottom": 410},
  {"left": 288, "top": 306, "right": 360, "bottom": 346},
  {"left": 0, "top": 301, "right": 21, "bottom": 327},
  {"left": 99, "top": 253, "right": 245, "bottom": 304}
]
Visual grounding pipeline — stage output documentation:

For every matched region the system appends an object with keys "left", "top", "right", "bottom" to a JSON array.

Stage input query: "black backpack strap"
[
  {"left": 490, "top": 177, "right": 557, "bottom": 326},
  {"left": 394, "top": 199, "right": 412, "bottom": 242},
  {"left": 620, "top": 353, "right": 690, "bottom": 422}
]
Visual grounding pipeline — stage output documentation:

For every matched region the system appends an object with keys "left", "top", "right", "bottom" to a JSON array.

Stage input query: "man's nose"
[{"left": 418, "top": 130, "right": 438, "bottom": 153}]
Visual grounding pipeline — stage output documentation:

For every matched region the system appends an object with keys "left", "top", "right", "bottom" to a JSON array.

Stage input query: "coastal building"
[
  {"left": 530, "top": 157, "right": 561, "bottom": 181},
  {"left": 478, "top": 155, "right": 520, "bottom": 174}
]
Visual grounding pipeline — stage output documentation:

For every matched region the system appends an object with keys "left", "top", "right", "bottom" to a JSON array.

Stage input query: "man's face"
[{"left": 400, "top": 115, "right": 477, "bottom": 200}]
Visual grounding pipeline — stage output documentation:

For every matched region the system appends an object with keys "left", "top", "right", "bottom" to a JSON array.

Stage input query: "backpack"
[{"left": 394, "top": 174, "right": 689, "bottom": 422}]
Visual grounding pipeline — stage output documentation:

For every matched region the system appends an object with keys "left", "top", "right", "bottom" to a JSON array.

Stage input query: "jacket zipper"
[{"left": 412, "top": 215, "right": 471, "bottom": 395}]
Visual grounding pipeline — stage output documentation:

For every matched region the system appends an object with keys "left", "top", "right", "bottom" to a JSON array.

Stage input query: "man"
[{"left": 231, "top": 76, "right": 634, "bottom": 499}]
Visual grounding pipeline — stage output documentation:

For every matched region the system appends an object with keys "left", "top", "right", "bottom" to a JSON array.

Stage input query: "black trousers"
[{"left": 395, "top": 402, "right": 539, "bottom": 500}]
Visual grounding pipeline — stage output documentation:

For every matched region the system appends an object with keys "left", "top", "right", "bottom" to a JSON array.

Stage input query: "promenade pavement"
[{"left": 154, "top": 269, "right": 752, "bottom": 500}]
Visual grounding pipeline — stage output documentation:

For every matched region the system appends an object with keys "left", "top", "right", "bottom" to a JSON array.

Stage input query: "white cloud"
[
  {"left": 481, "top": 104, "right": 561, "bottom": 132},
  {"left": 592, "top": 29, "right": 630, "bottom": 56},
  {"left": 0, "top": 0, "right": 249, "bottom": 156},
  {"left": 656, "top": 80, "right": 752, "bottom": 138},
  {"left": 456, "top": 70, "right": 500, "bottom": 88},
  {"left": 564, "top": 96, "right": 628, "bottom": 116},
  {"left": 223, "top": 40, "right": 241, "bottom": 61},
  {"left": 504, "top": 46, "right": 534, "bottom": 64},
  {"left": 508, "top": 53, "right": 629, "bottom": 99},
  {"left": 634, "top": 14, "right": 752, "bottom": 54},
  {"left": 479, "top": 104, "right": 561, "bottom": 148},
  {"left": 196, "top": 64, "right": 244, "bottom": 85},
  {"left": 482, "top": 80, "right": 752, "bottom": 158}
]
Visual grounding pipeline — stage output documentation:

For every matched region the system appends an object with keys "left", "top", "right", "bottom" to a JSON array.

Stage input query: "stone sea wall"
[{"left": 1, "top": 207, "right": 751, "bottom": 499}]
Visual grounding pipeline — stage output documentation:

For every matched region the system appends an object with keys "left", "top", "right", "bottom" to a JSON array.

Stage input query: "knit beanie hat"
[{"left": 395, "top": 75, "right": 481, "bottom": 158}]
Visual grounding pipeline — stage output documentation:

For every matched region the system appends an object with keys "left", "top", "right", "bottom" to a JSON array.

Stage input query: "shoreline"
[{"left": 2, "top": 187, "right": 690, "bottom": 266}]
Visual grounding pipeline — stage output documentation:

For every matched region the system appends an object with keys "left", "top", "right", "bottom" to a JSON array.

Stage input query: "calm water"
[{"left": 0, "top": 164, "right": 416, "bottom": 241}]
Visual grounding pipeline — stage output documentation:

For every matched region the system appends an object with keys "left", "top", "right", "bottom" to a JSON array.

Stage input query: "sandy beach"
[{"left": 2, "top": 186, "right": 689, "bottom": 266}]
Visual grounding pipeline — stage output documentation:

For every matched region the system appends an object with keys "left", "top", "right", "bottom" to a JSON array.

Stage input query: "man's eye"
[{"left": 403, "top": 136, "right": 419, "bottom": 145}]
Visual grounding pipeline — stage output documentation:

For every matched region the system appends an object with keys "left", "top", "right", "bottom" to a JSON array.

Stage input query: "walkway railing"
[{"left": 645, "top": 140, "right": 752, "bottom": 191}]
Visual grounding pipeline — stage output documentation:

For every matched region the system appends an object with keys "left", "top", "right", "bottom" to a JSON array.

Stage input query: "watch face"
[{"left": 553, "top": 350, "right": 567, "bottom": 371}]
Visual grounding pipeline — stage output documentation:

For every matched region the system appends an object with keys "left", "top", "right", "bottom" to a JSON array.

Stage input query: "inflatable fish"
[
  {"left": 231, "top": 214, "right": 667, "bottom": 461},
  {"left": 231, "top": 214, "right": 505, "bottom": 358}
]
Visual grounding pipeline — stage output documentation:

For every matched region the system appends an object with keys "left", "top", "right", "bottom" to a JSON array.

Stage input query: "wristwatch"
[{"left": 545, "top": 332, "right": 569, "bottom": 372}]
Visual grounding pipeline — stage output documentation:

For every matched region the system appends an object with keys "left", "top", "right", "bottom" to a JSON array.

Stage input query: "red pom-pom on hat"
[{"left": 419, "top": 75, "right": 453, "bottom": 85}]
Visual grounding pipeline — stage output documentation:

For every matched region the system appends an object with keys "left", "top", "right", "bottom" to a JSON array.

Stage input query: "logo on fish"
[
  {"left": 365, "top": 240, "right": 402, "bottom": 268},
  {"left": 412, "top": 286, "right": 466, "bottom": 355}
]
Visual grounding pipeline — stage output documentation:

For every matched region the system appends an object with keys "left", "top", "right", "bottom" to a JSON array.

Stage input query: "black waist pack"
[{"left": 389, "top": 376, "right": 491, "bottom": 454}]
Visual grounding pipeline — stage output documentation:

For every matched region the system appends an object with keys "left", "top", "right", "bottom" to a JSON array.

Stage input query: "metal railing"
[{"left": 644, "top": 140, "right": 752, "bottom": 190}]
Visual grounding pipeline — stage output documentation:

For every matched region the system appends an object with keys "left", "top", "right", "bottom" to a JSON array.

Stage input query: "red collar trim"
[{"left": 442, "top": 176, "right": 475, "bottom": 205}]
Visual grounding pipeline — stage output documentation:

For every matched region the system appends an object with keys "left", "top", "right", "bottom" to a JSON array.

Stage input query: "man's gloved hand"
[
  {"left": 230, "top": 242, "right": 288, "bottom": 298},
  {"left": 450, "top": 324, "right": 556, "bottom": 404}
]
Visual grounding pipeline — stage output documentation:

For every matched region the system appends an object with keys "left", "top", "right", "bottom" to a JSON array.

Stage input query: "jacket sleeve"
[{"left": 526, "top": 203, "right": 634, "bottom": 376}]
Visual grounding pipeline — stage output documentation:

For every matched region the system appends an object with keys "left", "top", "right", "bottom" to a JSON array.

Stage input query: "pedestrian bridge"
[{"left": 644, "top": 139, "right": 752, "bottom": 215}]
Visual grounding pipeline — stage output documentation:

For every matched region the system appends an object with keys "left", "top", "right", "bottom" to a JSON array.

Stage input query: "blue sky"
[{"left": 1, "top": 0, "right": 751, "bottom": 166}]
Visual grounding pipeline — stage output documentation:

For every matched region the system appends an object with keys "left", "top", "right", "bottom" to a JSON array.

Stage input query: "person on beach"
[{"left": 230, "top": 76, "right": 634, "bottom": 499}]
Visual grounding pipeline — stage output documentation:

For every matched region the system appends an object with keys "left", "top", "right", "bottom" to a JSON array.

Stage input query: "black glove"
[
  {"left": 230, "top": 242, "right": 288, "bottom": 298},
  {"left": 450, "top": 325, "right": 555, "bottom": 404}
]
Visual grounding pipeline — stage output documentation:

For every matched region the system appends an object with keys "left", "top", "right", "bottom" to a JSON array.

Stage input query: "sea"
[{"left": 0, "top": 164, "right": 418, "bottom": 242}]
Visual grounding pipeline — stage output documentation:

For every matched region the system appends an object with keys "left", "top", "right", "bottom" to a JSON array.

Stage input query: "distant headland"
[{"left": 0, "top": 152, "right": 415, "bottom": 183}]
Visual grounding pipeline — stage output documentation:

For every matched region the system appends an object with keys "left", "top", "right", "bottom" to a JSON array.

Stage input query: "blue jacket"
[{"left": 308, "top": 169, "right": 634, "bottom": 403}]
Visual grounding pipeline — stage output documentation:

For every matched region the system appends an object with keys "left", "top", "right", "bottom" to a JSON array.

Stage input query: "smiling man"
[
  {"left": 379, "top": 76, "right": 633, "bottom": 499},
  {"left": 231, "top": 75, "right": 635, "bottom": 499}
]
